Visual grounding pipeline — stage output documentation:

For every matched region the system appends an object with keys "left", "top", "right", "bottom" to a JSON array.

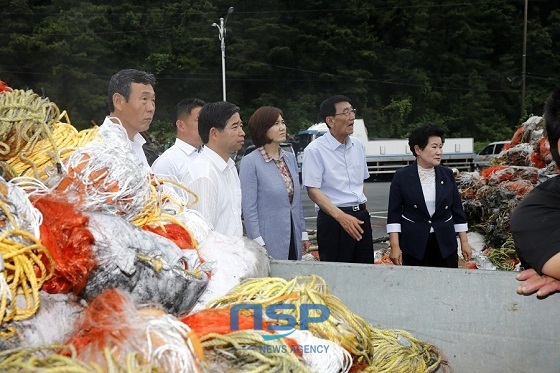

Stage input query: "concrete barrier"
[{"left": 270, "top": 260, "right": 560, "bottom": 373}]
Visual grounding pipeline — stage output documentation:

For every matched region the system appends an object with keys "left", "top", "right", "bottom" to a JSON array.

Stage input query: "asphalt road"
[{"left": 301, "top": 180, "right": 391, "bottom": 246}]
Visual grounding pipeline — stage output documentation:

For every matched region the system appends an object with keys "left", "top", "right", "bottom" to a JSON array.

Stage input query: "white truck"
[{"left": 296, "top": 119, "right": 474, "bottom": 176}]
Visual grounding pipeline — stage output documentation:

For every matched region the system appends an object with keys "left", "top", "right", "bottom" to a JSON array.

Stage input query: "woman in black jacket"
[{"left": 386, "top": 124, "right": 472, "bottom": 267}]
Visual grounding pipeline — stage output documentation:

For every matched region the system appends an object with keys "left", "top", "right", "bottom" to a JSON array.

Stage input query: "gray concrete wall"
[{"left": 270, "top": 260, "right": 560, "bottom": 373}]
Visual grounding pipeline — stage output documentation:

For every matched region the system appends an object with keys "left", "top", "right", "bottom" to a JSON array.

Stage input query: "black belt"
[{"left": 338, "top": 203, "right": 366, "bottom": 213}]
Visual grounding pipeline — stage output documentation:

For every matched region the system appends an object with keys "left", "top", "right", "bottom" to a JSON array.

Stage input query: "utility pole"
[{"left": 212, "top": 7, "right": 234, "bottom": 102}]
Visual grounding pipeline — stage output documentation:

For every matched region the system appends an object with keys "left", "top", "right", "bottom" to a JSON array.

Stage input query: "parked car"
[
  {"left": 234, "top": 143, "right": 295, "bottom": 172},
  {"left": 473, "top": 141, "right": 509, "bottom": 170}
]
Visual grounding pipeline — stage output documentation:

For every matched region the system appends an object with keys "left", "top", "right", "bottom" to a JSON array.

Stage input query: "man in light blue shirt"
[{"left": 302, "top": 95, "right": 374, "bottom": 263}]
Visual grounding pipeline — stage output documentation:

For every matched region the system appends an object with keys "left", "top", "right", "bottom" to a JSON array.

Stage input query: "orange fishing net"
[
  {"left": 504, "top": 179, "right": 534, "bottom": 198},
  {"left": 480, "top": 165, "right": 538, "bottom": 184},
  {"left": 143, "top": 223, "right": 196, "bottom": 250},
  {"left": 530, "top": 137, "right": 551, "bottom": 168},
  {"left": 66, "top": 288, "right": 202, "bottom": 371},
  {"left": 0, "top": 80, "right": 12, "bottom": 93},
  {"left": 33, "top": 196, "right": 96, "bottom": 294},
  {"left": 55, "top": 154, "right": 121, "bottom": 203},
  {"left": 505, "top": 126, "right": 522, "bottom": 149},
  {"left": 181, "top": 308, "right": 303, "bottom": 358},
  {"left": 65, "top": 289, "right": 131, "bottom": 354},
  {"left": 479, "top": 165, "right": 508, "bottom": 179},
  {"left": 181, "top": 308, "right": 266, "bottom": 336}
]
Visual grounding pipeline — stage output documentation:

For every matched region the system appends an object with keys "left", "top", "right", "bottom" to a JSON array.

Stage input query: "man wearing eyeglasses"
[{"left": 302, "top": 95, "right": 374, "bottom": 264}]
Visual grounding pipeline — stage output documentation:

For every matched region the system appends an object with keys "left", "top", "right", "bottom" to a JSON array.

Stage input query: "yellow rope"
[
  {"left": 0, "top": 344, "right": 157, "bottom": 372},
  {"left": 7, "top": 111, "right": 99, "bottom": 180},
  {"left": 368, "top": 329, "right": 444, "bottom": 372},
  {"left": 0, "top": 89, "right": 60, "bottom": 161},
  {"left": 0, "top": 228, "right": 54, "bottom": 338},
  {"left": 485, "top": 236, "right": 519, "bottom": 271},
  {"left": 0, "top": 161, "right": 17, "bottom": 180},
  {"left": 200, "top": 331, "right": 309, "bottom": 372},
  {"left": 207, "top": 275, "right": 446, "bottom": 372},
  {"left": 134, "top": 253, "right": 205, "bottom": 280}
]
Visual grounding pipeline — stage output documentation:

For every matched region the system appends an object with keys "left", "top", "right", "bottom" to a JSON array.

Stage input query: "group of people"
[
  {"left": 101, "top": 68, "right": 559, "bottom": 297},
  {"left": 103, "top": 68, "right": 473, "bottom": 268}
]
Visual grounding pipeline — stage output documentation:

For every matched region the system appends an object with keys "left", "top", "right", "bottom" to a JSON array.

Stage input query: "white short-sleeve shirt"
[
  {"left": 182, "top": 147, "right": 242, "bottom": 237},
  {"left": 151, "top": 138, "right": 199, "bottom": 181}
]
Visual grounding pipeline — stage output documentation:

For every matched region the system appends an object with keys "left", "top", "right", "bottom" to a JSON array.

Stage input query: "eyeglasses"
[{"left": 334, "top": 108, "right": 357, "bottom": 117}]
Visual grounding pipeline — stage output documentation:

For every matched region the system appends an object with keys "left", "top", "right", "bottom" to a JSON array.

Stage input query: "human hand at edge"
[
  {"left": 516, "top": 268, "right": 560, "bottom": 297},
  {"left": 336, "top": 212, "right": 364, "bottom": 241},
  {"left": 461, "top": 242, "right": 472, "bottom": 262},
  {"left": 390, "top": 246, "right": 403, "bottom": 265},
  {"left": 302, "top": 240, "right": 311, "bottom": 254}
]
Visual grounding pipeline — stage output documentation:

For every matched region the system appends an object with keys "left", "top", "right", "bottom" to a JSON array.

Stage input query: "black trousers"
[
  {"left": 402, "top": 232, "right": 458, "bottom": 268},
  {"left": 317, "top": 207, "right": 374, "bottom": 264}
]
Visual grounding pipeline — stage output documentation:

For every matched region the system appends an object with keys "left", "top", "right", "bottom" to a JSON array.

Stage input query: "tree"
[{"left": 2, "top": 0, "right": 560, "bottom": 143}]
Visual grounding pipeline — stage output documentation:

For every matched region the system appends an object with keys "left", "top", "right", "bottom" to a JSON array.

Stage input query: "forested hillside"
[{"left": 1, "top": 0, "right": 559, "bottom": 144}]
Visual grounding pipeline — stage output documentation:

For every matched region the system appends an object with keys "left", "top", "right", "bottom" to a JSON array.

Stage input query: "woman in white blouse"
[{"left": 386, "top": 124, "right": 472, "bottom": 267}]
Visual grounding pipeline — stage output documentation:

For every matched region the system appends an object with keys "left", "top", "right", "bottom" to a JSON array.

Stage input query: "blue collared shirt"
[{"left": 302, "top": 131, "right": 369, "bottom": 207}]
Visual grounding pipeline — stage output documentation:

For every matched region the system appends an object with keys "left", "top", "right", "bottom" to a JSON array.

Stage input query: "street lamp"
[{"left": 212, "top": 7, "right": 234, "bottom": 102}]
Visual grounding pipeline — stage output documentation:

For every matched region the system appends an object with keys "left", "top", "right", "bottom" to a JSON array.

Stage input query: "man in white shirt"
[
  {"left": 182, "top": 101, "right": 245, "bottom": 237},
  {"left": 151, "top": 98, "right": 206, "bottom": 180},
  {"left": 303, "top": 95, "right": 374, "bottom": 263},
  {"left": 102, "top": 69, "right": 156, "bottom": 168}
]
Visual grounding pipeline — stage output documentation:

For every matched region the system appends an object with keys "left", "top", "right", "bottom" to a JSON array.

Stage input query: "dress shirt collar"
[
  {"left": 200, "top": 146, "right": 235, "bottom": 173},
  {"left": 132, "top": 132, "right": 146, "bottom": 145},
  {"left": 324, "top": 130, "right": 354, "bottom": 150},
  {"left": 175, "top": 138, "right": 198, "bottom": 155}
]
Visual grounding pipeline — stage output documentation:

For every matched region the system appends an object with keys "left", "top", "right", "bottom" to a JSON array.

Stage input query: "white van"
[{"left": 473, "top": 141, "right": 509, "bottom": 169}]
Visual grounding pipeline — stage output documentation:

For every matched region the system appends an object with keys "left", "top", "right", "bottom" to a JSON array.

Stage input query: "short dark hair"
[
  {"left": 108, "top": 69, "right": 156, "bottom": 112},
  {"left": 545, "top": 89, "right": 560, "bottom": 165},
  {"left": 248, "top": 106, "right": 284, "bottom": 147},
  {"left": 408, "top": 124, "right": 446, "bottom": 157},
  {"left": 198, "top": 101, "right": 241, "bottom": 144},
  {"left": 319, "top": 95, "right": 352, "bottom": 123},
  {"left": 172, "top": 98, "right": 206, "bottom": 131}
]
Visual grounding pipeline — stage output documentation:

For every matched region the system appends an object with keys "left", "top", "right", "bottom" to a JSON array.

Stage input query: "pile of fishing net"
[
  {"left": 0, "top": 84, "right": 268, "bottom": 352},
  {"left": 457, "top": 116, "right": 556, "bottom": 271},
  {"left": 198, "top": 275, "right": 444, "bottom": 372},
  {"left": 0, "top": 276, "right": 445, "bottom": 373},
  {"left": 0, "top": 177, "right": 208, "bottom": 350},
  {"left": 1, "top": 289, "right": 204, "bottom": 372}
]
